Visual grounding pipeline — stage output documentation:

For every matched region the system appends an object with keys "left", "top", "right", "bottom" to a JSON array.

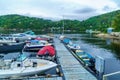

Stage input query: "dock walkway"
[
  {"left": 54, "top": 37, "right": 97, "bottom": 80},
  {"left": 28, "top": 36, "right": 97, "bottom": 80}
]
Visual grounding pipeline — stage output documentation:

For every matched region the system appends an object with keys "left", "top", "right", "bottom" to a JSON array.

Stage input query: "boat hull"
[
  {"left": 0, "top": 59, "right": 57, "bottom": 79},
  {"left": 23, "top": 45, "right": 45, "bottom": 52},
  {"left": 0, "top": 42, "right": 25, "bottom": 53}
]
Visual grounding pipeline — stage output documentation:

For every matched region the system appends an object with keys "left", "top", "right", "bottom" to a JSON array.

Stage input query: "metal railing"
[{"left": 103, "top": 71, "right": 120, "bottom": 80}]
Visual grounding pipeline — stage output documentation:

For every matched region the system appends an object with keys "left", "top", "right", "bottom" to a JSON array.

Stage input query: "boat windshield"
[{"left": 17, "top": 53, "right": 27, "bottom": 61}]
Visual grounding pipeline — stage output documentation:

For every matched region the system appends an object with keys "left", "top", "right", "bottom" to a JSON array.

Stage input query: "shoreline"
[{"left": 95, "top": 33, "right": 120, "bottom": 40}]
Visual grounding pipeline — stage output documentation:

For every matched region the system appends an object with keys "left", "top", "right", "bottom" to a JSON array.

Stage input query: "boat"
[
  {"left": 75, "top": 50, "right": 95, "bottom": 67},
  {"left": 0, "top": 53, "right": 57, "bottom": 79},
  {"left": 67, "top": 41, "right": 80, "bottom": 52},
  {"left": 62, "top": 38, "right": 71, "bottom": 44},
  {"left": 0, "top": 36, "right": 16, "bottom": 43},
  {"left": 36, "top": 35, "right": 54, "bottom": 43},
  {"left": 23, "top": 40, "right": 53, "bottom": 52},
  {"left": 11, "top": 30, "right": 37, "bottom": 42},
  {"left": 0, "top": 42, "right": 25, "bottom": 53},
  {"left": 64, "top": 41, "right": 96, "bottom": 74}
]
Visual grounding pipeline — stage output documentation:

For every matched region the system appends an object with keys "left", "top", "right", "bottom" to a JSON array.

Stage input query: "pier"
[{"left": 54, "top": 37, "right": 97, "bottom": 80}]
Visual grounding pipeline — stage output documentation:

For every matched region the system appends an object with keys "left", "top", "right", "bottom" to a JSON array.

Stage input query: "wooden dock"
[
  {"left": 54, "top": 37, "right": 97, "bottom": 80},
  {"left": 24, "top": 36, "right": 97, "bottom": 80}
]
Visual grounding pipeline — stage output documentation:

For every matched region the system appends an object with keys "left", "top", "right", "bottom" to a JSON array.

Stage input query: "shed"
[{"left": 107, "top": 28, "right": 114, "bottom": 34}]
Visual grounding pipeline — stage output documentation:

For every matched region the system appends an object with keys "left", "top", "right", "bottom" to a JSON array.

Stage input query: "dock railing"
[{"left": 103, "top": 71, "right": 120, "bottom": 80}]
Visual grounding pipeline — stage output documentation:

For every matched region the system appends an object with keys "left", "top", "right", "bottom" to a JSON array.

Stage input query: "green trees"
[
  {"left": 111, "top": 14, "right": 120, "bottom": 31},
  {"left": 0, "top": 10, "right": 120, "bottom": 34},
  {"left": 81, "top": 10, "right": 120, "bottom": 32}
]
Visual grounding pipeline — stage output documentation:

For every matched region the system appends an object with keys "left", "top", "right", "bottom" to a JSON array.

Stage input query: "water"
[{"left": 65, "top": 33, "right": 120, "bottom": 75}]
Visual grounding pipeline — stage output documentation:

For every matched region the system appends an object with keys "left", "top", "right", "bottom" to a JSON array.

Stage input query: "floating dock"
[
  {"left": 18, "top": 36, "right": 97, "bottom": 80},
  {"left": 54, "top": 37, "right": 97, "bottom": 80}
]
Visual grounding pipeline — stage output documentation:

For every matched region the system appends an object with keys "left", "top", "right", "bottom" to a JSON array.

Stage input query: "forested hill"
[
  {"left": 81, "top": 10, "right": 120, "bottom": 32},
  {"left": 0, "top": 14, "right": 81, "bottom": 33},
  {"left": 0, "top": 10, "right": 120, "bottom": 34},
  {"left": 0, "top": 14, "right": 53, "bottom": 30}
]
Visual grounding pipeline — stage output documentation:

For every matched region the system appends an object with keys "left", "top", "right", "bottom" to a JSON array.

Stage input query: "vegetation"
[
  {"left": 111, "top": 14, "right": 120, "bottom": 31},
  {"left": 0, "top": 10, "right": 120, "bottom": 34},
  {"left": 81, "top": 10, "right": 120, "bottom": 32},
  {"left": 0, "top": 14, "right": 82, "bottom": 34}
]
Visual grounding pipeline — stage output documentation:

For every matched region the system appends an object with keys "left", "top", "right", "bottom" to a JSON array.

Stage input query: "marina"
[
  {"left": 0, "top": 1, "right": 120, "bottom": 79},
  {"left": 1, "top": 34, "right": 120, "bottom": 80},
  {"left": 0, "top": 33, "right": 120, "bottom": 80},
  {"left": 0, "top": 34, "right": 97, "bottom": 80}
]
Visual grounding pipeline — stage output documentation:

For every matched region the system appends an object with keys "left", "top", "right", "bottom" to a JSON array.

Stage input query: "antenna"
[{"left": 62, "top": 15, "right": 64, "bottom": 35}]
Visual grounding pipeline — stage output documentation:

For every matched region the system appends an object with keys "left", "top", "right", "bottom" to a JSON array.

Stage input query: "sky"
[{"left": 0, "top": 0, "right": 120, "bottom": 21}]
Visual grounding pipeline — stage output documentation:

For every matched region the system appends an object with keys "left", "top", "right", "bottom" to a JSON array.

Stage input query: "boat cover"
[
  {"left": 31, "top": 40, "right": 39, "bottom": 43},
  {"left": 37, "top": 45, "right": 55, "bottom": 56},
  {"left": 35, "top": 37, "right": 48, "bottom": 40}
]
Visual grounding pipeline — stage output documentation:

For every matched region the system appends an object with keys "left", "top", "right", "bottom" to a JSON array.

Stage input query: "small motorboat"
[
  {"left": 67, "top": 41, "right": 80, "bottom": 52},
  {"left": 11, "top": 30, "right": 36, "bottom": 42},
  {"left": 62, "top": 38, "right": 71, "bottom": 44},
  {"left": 0, "top": 42, "right": 25, "bottom": 53},
  {"left": 0, "top": 36, "right": 16, "bottom": 43},
  {"left": 0, "top": 53, "right": 57, "bottom": 79},
  {"left": 23, "top": 40, "right": 53, "bottom": 52},
  {"left": 75, "top": 50, "right": 95, "bottom": 67}
]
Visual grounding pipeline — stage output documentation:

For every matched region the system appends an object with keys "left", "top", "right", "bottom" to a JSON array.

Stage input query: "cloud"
[
  {"left": 0, "top": 0, "right": 120, "bottom": 20},
  {"left": 74, "top": 7, "right": 96, "bottom": 14},
  {"left": 102, "top": 6, "right": 111, "bottom": 11}
]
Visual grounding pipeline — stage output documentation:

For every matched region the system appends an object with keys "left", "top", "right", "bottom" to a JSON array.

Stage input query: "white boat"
[
  {"left": 67, "top": 41, "right": 80, "bottom": 52},
  {"left": 23, "top": 40, "right": 53, "bottom": 52},
  {"left": 11, "top": 33, "right": 36, "bottom": 42},
  {"left": 0, "top": 36, "right": 16, "bottom": 43},
  {"left": 0, "top": 57, "right": 57, "bottom": 79}
]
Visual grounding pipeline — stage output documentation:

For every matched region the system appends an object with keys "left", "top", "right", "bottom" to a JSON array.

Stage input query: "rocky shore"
[{"left": 95, "top": 32, "right": 120, "bottom": 40}]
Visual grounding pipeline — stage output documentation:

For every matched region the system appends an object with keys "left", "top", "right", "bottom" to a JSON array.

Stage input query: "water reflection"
[
  {"left": 111, "top": 42, "right": 120, "bottom": 59},
  {"left": 67, "top": 34, "right": 120, "bottom": 59},
  {"left": 105, "top": 38, "right": 120, "bottom": 59},
  {"left": 106, "top": 38, "right": 111, "bottom": 45}
]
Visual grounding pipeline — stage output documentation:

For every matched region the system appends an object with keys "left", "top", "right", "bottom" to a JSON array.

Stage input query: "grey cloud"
[
  {"left": 102, "top": 6, "right": 111, "bottom": 11},
  {"left": 74, "top": 7, "right": 96, "bottom": 14},
  {"left": 63, "top": 14, "right": 91, "bottom": 21}
]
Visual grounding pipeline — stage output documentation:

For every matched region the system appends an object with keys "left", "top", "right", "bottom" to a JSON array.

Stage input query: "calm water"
[{"left": 65, "top": 34, "right": 120, "bottom": 75}]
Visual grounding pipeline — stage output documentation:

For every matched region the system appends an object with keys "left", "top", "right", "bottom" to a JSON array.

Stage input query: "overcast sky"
[{"left": 0, "top": 0, "right": 120, "bottom": 21}]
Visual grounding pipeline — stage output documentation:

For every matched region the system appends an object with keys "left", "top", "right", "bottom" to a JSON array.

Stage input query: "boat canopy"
[
  {"left": 24, "top": 30, "right": 35, "bottom": 35},
  {"left": 37, "top": 45, "right": 55, "bottom": 57}
]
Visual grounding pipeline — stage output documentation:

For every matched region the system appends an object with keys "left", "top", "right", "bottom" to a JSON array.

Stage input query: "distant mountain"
[
  {"left": 0, "top": 14, "right": 53, "bottom": 29},
  {"left": 81, "top": 10, "right": 120, "bottom": 32},
  {"left": 0, "top": 14, "right": 54, "bottom": 33},
  {"left": 0, "top": 10, "right": 120, "bottom": 34},
  {"left": 0, "top": 14, "right": 82, "bottom": 33}
]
